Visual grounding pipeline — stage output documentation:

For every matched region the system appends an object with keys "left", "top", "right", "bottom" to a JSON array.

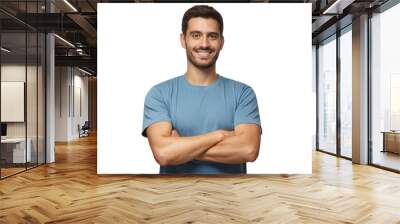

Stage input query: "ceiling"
[{"left": 0, "top": 0, "right": 393, "bottom": 75}]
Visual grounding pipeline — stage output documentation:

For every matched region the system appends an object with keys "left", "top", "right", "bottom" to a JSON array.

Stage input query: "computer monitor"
[{"left": 1, "top": 123, "right": 7, "bottom": 137}]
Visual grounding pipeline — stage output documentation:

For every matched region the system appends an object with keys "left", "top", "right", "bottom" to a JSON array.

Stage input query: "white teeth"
[{"left": 196, "top": 49, "right": 211, "bottom": 53}]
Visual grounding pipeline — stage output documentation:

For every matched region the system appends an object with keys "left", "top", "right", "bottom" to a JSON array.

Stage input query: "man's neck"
[{"left": 185, "top": 65, "right": 218, "bottom": 86}]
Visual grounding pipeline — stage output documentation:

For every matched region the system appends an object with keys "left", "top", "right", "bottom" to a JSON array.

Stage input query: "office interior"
[
  {"left": 0, "top": 0, "right": 97, "bottom": 179},
  {"left": 0, "top": 0, "right": 400, "bottom": 223}
]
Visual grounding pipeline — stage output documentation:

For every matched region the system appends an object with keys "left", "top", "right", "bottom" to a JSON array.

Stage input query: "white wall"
[
  {"left": 74, "top": 72, "right": 89, "bottom": 136},
  {"left": 55, "top": 66, "right": 69, "bottom": 141},
  {"left": 55, "top": 66, "right": 89, "bottom": 141}
]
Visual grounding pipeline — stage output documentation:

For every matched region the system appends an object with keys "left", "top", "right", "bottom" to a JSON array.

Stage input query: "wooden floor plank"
[{"left": 0, "top": 134, "right": 400, "bottom": 223}]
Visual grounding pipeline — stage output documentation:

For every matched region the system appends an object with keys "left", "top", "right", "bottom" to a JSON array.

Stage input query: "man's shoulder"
[{"left": 220, "top": 75, "right": 252, "bottom": 90}]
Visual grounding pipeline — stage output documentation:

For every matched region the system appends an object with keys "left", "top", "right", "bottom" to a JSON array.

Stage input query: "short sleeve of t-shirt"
[
  {"left": 234, "top": 86, "right": 262, "bottom": 134},
  {"left": 142, "top": 86, "right": 171, "bottom": 137}
]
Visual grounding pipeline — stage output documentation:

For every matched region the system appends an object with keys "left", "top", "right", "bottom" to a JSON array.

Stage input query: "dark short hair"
[{"left": 182, "top": 5, "right": 224, "bottom": 36}]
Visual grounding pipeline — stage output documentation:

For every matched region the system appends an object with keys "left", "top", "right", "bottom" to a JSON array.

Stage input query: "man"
[{"left": 142, "top": 5, "right": 262, "bottom": 174}]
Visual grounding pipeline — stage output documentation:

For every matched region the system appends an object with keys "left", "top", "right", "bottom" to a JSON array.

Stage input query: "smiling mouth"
[{"left": 194, "top": 49, "right": 213, "bottom": 58}]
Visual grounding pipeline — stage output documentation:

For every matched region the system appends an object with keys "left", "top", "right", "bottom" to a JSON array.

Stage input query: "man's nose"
[{"left": 199, "top": 36, "right": 210, "bottom": 48}]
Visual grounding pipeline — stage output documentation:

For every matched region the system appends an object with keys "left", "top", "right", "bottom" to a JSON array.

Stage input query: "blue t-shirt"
[{"left": 142, "top": 74, "right": 261, "bottom": 174}]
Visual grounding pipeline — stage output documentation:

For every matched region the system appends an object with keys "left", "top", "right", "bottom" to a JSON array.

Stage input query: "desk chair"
[{"left": 79, "top": 121, "right": 90, "bottom": 138}]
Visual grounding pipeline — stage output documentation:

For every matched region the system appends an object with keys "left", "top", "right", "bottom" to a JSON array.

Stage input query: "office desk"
[
  {"left": 381, "top": 131, "right": 400, "bottom": 154},
  {"left": 1, "top": 138, "right": 32, "bottom": 163}
]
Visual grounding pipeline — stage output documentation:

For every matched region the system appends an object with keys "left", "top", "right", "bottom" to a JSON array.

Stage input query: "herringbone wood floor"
[{"left": 1, "top": 134, "right": 400, "bottom": 223}]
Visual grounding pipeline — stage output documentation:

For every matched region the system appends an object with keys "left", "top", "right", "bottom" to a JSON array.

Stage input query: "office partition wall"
[
  {"left": 0, "top": 31, "right": 28, "bottom": 177},
  {"left": 0, "top": 1, "right": 47, "bottom": 179}
]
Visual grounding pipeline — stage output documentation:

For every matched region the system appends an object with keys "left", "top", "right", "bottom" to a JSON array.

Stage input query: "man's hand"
[
  {"left": 146, "top": 121, "right": 226, "bottom": 166},
  {"left": 195, "top": 124, "right": 261, "bottom": 164},
  {"left": 147, "top": 122, "right": 258, "bottom": 166},
  {"left": 171, "top": 129, "right": 234, "bottom": 139}
]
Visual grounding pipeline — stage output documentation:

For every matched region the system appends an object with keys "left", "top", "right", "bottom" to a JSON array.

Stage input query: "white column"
[
  {"left": 352, "top": 14, "right": 369, "bottom": 164},
  {"left": 46, "top": 1, "right": 55, "bottom": 163}
]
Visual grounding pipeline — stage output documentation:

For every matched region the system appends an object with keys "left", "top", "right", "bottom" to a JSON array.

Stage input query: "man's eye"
[
  {"left": 209, "top": 34, "right": 218, "bottom": 40},
  {"left": 192, "top": 33, "right": 201, "bottom": 39}
]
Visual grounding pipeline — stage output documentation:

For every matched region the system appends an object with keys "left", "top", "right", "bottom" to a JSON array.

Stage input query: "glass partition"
[
  {"left": 1, "top": 31, "right": 28, "bottom": 177},
  {"left": 0, "top": 1, "right": 46, "bottom": 179},
  {"left": 317, "top": 35, "right": 337, "bottom": 155},
  {"left": 339, "top": 28, "right": 352, "bottom": 158},
  {"left": 371, "top": 3, "right": 400, "bottom": 171}
]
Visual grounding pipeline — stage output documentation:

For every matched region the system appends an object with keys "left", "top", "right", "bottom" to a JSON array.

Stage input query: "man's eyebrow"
[
  {"left": 189, "top": 31, "right": 220, "bottom": 35},
  {"left": 207, "top": 32, "right": 220, "bottom": 36}
]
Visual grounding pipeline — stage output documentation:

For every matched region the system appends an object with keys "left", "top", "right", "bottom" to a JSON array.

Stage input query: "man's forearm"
[
  {"left": 151, "top": 130, "right": 225, "bottom": 166},
  {"left": 195, "top": 125, "right": 260, "bottom": 164},
  {"left": 195, "top": 135, "right": 254, "bottom": 164}
]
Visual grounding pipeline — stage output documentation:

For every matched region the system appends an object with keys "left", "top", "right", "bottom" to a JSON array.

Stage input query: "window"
[
  {"left": 318, "top": 36, "right": 337, "bottom": 154},
  {"left": 371, "top": 2, "right": 400, "bottom": 171},
  {"left": 339, "top": 28, "right": 352, "bottom": 158}
]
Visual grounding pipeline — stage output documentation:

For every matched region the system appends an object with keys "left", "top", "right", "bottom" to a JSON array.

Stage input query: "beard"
[{"left": 186, "top": 47, "right": 221, "bottom": 69}]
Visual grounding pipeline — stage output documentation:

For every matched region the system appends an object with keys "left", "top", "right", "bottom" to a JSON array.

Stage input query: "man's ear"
[
  {"left": 180, "top": 33, "right": 186, "bottom": 49},
  {"left": 220, "top": 35, "right": 224, "bottom": 50}
]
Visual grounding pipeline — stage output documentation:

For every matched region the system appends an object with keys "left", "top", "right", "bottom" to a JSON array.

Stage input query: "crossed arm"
[{"left": 146, "top": 121, "right": 261, "bottom": 166}]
